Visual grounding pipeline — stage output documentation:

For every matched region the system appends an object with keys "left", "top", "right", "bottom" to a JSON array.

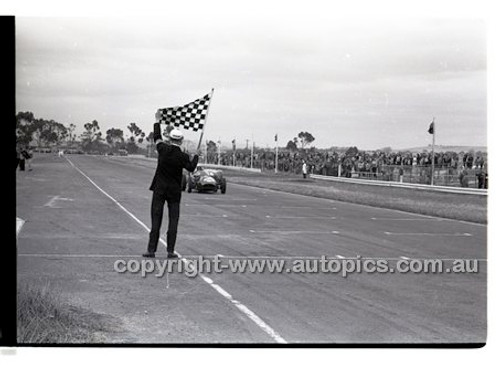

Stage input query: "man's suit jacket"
[{"left": 149, "top": 124, "right": 198, "bottom": 200}]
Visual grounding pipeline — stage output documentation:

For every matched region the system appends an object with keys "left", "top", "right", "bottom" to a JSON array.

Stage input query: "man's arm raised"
[{"left": 153, "top": 122, "right": 163, "bottom": 144}]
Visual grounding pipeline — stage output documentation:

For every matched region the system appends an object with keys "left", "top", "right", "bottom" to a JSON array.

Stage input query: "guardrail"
[{"left": 310, "top": 174, "right": 488, "bottom": 196}]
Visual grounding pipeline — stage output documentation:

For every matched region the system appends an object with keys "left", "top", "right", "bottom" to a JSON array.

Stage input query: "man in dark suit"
[{"left": 143, "top": 122, "right": 199, "bottom": 258}]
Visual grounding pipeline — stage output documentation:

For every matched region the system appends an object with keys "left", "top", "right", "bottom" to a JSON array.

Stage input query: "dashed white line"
[
  {"left": 371, "top": 217, "right": 444, "bottom": 221},
  {"left": 265, "top": 215, "right": 336, "bottom": 219},
  {"left": 43, "top": 195, "right": 74, "bottom": 208},
  {"left": 250, "top": 230, "right": 339, "bottom": 234},
  {"left": 183, "top": 215, "right": 229, "bottom": 218},
  {"left": 16, "top": 217, "right": 25, "bottom": 239},
  {"left": 384, "top": 231, "right": 473, "bottom": 237},
  {"left": 203, "top": 197, "right": 257, "bottom": 201},
  {"left": 197, "top": 273, "right": 286, "bottom": 343}
]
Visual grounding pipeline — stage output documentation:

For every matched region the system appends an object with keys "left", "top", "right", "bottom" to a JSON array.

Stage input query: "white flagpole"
[
  {"left": 232, "top": 138, "right": 236, "bottom": 166},
  {"left": 431, "top": 117, "right": 435, "bottom": 186},
  {"left": 274, "top": 134, "right": 278, "bottom": 174},
  {"left": 205, "top": 140, "right": 208, "bottom": 164},
  {"left": 251, "top": 133, "right": 254, "bottom": 169},
  {"left": 197, "top": 88, "right": 215, "bottom": 151},
  {"left": 217, "top": 137, "right": 221, "bottom": 165}
]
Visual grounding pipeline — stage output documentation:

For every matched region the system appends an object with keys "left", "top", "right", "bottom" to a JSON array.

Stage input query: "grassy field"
[
  {"left": 17, "top": 282, "right": 120, "bottom": 344},
  {"left": 224, "top": 170, "right": 487, "bottom": 224}
]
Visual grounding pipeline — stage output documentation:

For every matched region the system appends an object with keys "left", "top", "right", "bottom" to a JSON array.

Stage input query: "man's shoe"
[
  {"left": 142, "top": 252, "right": 155, "bottom": 258},
  {"left": 167, "top": 252, "right": 179, "bottom": 259}
]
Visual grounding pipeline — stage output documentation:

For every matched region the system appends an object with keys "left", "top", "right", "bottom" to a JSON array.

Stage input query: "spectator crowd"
[{"left": 209, "top": 148, "right": 488, "bottom": 188}]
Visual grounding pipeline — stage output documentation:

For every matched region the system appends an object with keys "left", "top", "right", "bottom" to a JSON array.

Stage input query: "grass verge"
[
  {"left": 225, "top": 172, "right": 487, "bottom": 224},
  {"left": 17, "top": 282, "right": 120, "bottom": 344}
]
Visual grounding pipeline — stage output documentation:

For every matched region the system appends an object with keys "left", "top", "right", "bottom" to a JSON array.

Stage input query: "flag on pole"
[
  {"left": 156, "top": 92, "right": 211, "bottom": 132},
  {"left": 428, "top": 120, "right": 435, "bottom": 134},
  {"left": 232, "top": 139, "right": 236, "bottom": 152}
]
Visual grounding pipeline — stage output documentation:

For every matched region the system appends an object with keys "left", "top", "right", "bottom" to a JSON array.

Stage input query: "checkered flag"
[{"left": 156, "top": 92, "right": 212, "bottom": 132}]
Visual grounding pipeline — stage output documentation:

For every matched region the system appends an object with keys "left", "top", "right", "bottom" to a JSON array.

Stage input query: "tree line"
[
  {"left": 16, "top": 111, "right": 317, "bottom": 155},
  {"left": 15, "top": 111, "right": 154, "bottom": 154}
]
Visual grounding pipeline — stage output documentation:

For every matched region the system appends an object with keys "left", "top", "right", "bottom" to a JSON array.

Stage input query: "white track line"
[
  {"left": 202, "top": 197, "right": 257, "bottom": 201},
  {"left": 184, "top": 203, "right": 336, "bottom": 210},
  {"left": 384, "top": 231, "right": 473, "bottom": 237},
  {"left": 371, "top": 217, "right": 444, "bottom": 221},
  {"left": 183, "top": 215, "right": 230, "bottom": 218},
  {"left": 265, "top": 215, "right": 336, "bottom": 219},
  {"left": 16, "top": 217, "right": 25, "bottom": 239},
  {"left": 250, "top": 230, "right": 339, "bottom": 234},
  {"left": 66, "top": 157, "right": 286, "bottom": 343},
  {"left": 66, "top": 158, "right": 150, "bottom": 233}
]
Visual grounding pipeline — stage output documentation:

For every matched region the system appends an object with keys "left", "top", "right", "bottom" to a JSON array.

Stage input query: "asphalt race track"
[{"left": 16, "top": 154, "right": 487, "bottom": 344}]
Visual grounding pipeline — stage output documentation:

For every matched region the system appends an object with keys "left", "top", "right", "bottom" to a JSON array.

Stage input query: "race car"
[{"left": 187, "top": 166, "right": 227, "bottom": 194}]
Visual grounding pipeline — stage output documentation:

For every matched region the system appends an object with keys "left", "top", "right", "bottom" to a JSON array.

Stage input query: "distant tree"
[
  {"left": 39, "top": 120, "right": 68, "bottom": 146},
  {"left": 297, "top": 131, "right": 315, "bottom": 149},
  {"left": 126, "top": 123, "right": 146, "bottom": 154},
  {"left": 67, "top": 123, "right": 77, "bottom": 145},
  {"left": 127, "top": 123, "right": 145, "bottom": 142},
  {"left": 17, "top": 112, "right": 69, "bottom": 148},
  {"left": 81, "top": 120, "right": 103, "bottom": 152},
  {"left": 106, "top": 128, "right": 125, "bottom": 151},
  {"left": 31, "top": 119, "right": 50, "bottom": 147},
  {"left": 16, "top": 111, "right": 37, "bottom": 145},
  {"left": 16, "top": 111, "right": 35, "bottom": 123},
  {"left": 286, "top": 140, "right": 298, "bottom": 151},
  {"left": 52, "top": 122, "right": 68, "bottom": 145},
  {"left": 145, "top": 131, "right": 154, "bottom": 143}
]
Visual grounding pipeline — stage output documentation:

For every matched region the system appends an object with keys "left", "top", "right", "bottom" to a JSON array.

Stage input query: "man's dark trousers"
[{"left": 147, "top": 191, "right": 180, "bottom": 254}]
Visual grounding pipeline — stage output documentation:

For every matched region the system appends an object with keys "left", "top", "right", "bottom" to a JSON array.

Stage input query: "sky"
[{"left": 14, "top": 9, "right": 488, "bottom": 150}]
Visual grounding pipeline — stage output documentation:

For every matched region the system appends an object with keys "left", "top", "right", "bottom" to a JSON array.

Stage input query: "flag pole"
[
  {"left": 430, "top": 117, "right": 435, "bottom": 186},
  {"left": 251, "top": 133, "right": 254, "bottom": 169},
  {"left": 205, "top": 140, "right": 208, "bottom": 164},
  {"left": 232, "top": 138, "right": 236, "bottom": 166},
  {"left": 196, "top": 88, "right": 215, "bottom": 152},
  {"left": 217, "top": 137, "right": 221, "bottom": 165},
  {"left": 274, "top": 134, "right": 278, "bottom": 174}
]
